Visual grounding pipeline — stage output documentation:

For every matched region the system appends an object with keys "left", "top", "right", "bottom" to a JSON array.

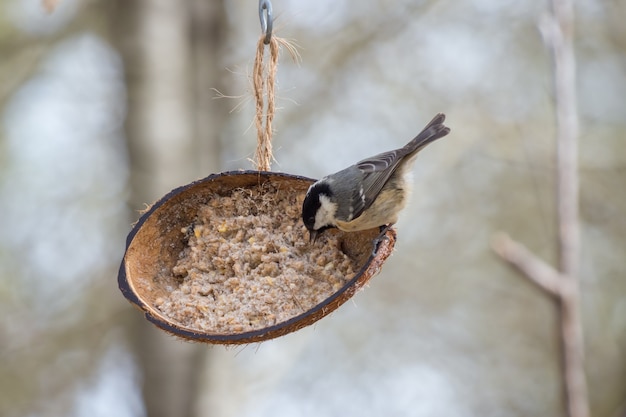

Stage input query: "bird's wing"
[
  {"left": 343, "top": 114, "right": 450, "bottom": 222},
  {"left": 348, "top": 149, "right": 404, "bottom": 220}
]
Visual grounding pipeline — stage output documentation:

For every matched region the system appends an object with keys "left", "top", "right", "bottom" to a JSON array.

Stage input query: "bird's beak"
[{"left": 309, "top": 230, "right": 319, "bottom": 244}]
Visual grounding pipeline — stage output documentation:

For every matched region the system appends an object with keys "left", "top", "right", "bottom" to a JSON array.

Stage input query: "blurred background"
[{"left": 1, "top": 0, "right": 625, "bottom": 416}]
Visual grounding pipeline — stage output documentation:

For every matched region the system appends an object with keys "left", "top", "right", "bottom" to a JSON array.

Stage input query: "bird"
[{"left": 302, "top": 113, "right": 450, "bottom": 243}]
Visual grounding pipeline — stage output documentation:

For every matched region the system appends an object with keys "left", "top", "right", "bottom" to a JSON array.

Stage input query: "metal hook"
[{"left": 259, "top": 0, "right": 273, "bottom": 45}]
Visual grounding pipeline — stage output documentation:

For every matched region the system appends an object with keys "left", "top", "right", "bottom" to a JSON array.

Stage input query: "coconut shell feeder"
[
  {"left": 118, "top": 3, "right": 397, "bottom": 344},
  {"left": 119, "top": 171, "right": 396, "bottom": 344}
]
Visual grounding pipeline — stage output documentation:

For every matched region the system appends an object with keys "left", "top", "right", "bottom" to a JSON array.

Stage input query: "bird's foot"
[{"left": 372, "top": 224, "right": 392, "bottom": 256}]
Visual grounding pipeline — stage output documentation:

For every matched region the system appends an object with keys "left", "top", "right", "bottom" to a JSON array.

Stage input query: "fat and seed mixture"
[{"left": 154, "top": 183, "right": 359, "bottom": 334}]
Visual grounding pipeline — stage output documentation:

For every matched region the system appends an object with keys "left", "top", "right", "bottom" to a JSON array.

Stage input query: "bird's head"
[{"left": 302, "top": 181, "right": 338, "bottom": 243}]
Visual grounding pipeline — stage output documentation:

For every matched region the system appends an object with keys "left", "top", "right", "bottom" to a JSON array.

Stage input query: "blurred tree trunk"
[{"left": 110, "top": 1, "right": 227, "bottom": 416}]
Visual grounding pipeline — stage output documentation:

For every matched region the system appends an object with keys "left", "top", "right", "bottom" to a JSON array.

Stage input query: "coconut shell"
[{"left": 118, "top": 170, "right": 396, "bottom": 344}]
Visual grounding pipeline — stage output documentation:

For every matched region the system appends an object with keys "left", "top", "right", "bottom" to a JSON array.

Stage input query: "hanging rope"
[
  {"left": 253, "top": 36, "right": 279, "bottom": 172},
  {"left": 252, "top": 0, "right": 300, "bottom": 171}
]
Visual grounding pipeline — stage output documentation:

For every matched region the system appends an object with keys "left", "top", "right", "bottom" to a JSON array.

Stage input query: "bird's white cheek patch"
[{"left": 314, "top": 194, "right": 337, "bottom": 229}]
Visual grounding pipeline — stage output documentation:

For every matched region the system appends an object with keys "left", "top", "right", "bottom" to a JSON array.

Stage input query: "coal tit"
[{"left": 302, "top": 113, "right": 450, "bottom": 242}]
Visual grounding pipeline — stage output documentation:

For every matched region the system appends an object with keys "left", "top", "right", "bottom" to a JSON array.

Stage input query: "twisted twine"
[
  {"left": 253, "top": 36, "right": 279, "bottom": 171},
  {"left": 252, "top": 34, "right": 299, "bottom": 171}
]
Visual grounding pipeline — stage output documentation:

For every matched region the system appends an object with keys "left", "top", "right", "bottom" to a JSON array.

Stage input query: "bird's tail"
[{"left": 403, "top": 113, "right": 450, "bottom": 156}]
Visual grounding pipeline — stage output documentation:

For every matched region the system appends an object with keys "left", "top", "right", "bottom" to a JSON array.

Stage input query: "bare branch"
[
  {"left": 546, "top": 0, "right": 588, "bottom": 416},
  {"left": 494, "top": 0, "right": 589, "bottom": 415},
  {"left": 491, "top": 233, "right": 562, "bottom": 296},
  {"left": 546, "top": 0, "right": 580, "bottom": 278}
]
